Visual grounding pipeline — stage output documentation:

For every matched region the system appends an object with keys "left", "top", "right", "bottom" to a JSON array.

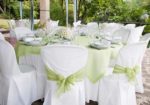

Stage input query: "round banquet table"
[{"left": 15, "top": 36, "right": 123, "bottom": 101}]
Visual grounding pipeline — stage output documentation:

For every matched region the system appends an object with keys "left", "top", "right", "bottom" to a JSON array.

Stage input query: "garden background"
[{"left": 0, "top": 0, "right": 150, "bottom": 33}]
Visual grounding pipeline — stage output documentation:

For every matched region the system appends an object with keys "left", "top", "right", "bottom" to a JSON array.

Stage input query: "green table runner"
[
  {"left": 15, "top": 42, "right": 41, "bottom": 61},
  {"left": 74, "top": 36, "right": 122, "bottom": 83}
]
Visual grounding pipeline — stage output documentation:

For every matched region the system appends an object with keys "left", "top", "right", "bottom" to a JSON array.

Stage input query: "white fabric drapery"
[
  {"left": 41, "top": 44, "right": 88, "bottom": 105},
  {"left": 0, "top": 40, "right": 37, "bottom": 105},
  {"left": 98, "top": 41, "right": 147, "bottom": 105}
]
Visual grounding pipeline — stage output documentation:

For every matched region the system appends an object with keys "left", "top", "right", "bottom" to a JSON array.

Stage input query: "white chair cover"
[
  {"left": 98, "top": 42, "right": 147, "bottom": 105},
  {"left": 100, "top": 23, "right": 123, "bottom": 35},
  {"left": 10, "top": 27, "right": 34, "bottom": 40},
  {"left": 41, "top": 44, "right": 88, "bottom": 105},
  {"left": 19, "top": 55, "right": 46, "bottom": 99},
  {"left": 125, "top": 24, "right": 136, "bottom": 29},
  {"left": 0, "top": 40, "right": 37, "bottom": 105},
  {"left": 87, "top": 22, "right": 99, "bottom": 29},
  {"left": 140, "top": 33, "right": 150, "bottom": 42},
  {"left": 112, "top": 28, "right": 131, "bottom": 44},
  {"left": 127, "top": 26, "right": 145, "bottom": 44},
  {"left": 0, "top": 32, "right": 4, "bottom": 40},
  {"left": 86, "top": 22, "right": 99, "bottom": 37},
  {"left": 84, "top": 78, "right": 99, "bottom": 102}
]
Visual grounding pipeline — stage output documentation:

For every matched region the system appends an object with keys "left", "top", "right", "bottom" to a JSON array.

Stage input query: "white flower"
[{"left": 140, "top": 13, "right": 149, "bottom": 20}]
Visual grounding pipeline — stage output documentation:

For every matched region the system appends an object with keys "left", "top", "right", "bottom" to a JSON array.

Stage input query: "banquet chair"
[
  {"left": 125, "top": 24, "right": 136, "bottom": 29},
  {"left": 100, "top": 23, "right": 123, "bottom": 35},
  {"left": 140, "top": 33, "right": 150, "bottom": 42},
  {"left": 0, "top": 32, "right": 5, "bottom": 40},
  {"left": 10, "top": 27, "right": 34, "bottom": 40},
  {"left": 112, "top": 28, "right": 131, "bottom": 44},
  {"left": 0, "top": 40, "right": 37, "bottom": 105},
  {"left": 87, "top": 22, "right": 99, "bottom": 29},
  {"left": 135, "top": 33, "right": 150, "bottom": 93},
  {"left": 41, "top": 44, "right": 88, "bottom": 105},
  {"left": 19, "top": 54, "right": 47, "bottom": 99},
  {"left": 86, "top": 22, "right": 99, "bottom": 37},
  {"left": 108, "top": 28, "right": 131, "bottom": 67},
  {"left": 127, "top": 25, "right": 145, "bottom": 44},
  {"left": 98, "top": 41, "right": 147, "bottom": 105}
]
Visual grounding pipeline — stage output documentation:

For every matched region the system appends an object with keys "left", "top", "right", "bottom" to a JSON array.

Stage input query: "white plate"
[
  {"left": 22, "top": 37, "right": 34, "bottom": 42},
  {"left": 34, "top": 37, "right": 42, "bottom": 41},
  {"left": 90, "top": 42, "right": 110, "bottom": 49},
  {"left": 24, "top": 40, "right": 46, "bottom": 46}
]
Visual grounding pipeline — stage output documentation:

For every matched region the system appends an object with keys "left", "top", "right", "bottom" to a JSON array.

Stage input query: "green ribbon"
[
  {"left": 46, "top": 67, "right": 85, "bottom": 96},
  {"left": 113, "top": 65, "right": 140, "bottom": 81}
]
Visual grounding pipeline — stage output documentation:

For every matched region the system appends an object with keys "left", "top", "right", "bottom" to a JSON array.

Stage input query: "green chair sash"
[
  {"left": 113, "top": 65, "right": 140, "bottom": 81},
  {"left": 46, "top": 67, "right": 85, "bottom": 96}
]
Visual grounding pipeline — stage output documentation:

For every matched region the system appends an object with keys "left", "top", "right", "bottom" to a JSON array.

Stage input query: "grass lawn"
[{"left": 0, "top": 19, "right": 9, "bottom": 29}]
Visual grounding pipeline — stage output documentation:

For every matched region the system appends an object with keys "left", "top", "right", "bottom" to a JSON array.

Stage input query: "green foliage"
[
  {"left": 34, "top": 21, "right": 45, "bottom": 30},
  {"left": 9, "top": 1, "right": 20, "bottom": 19},
  {"left": 50, "top": 0, "right": 66, "bottom": 25},
  {"left": 0, "top": 0, "right": 150, "bottom": 27},
  {"left": 0, "top": 13, "right": 10, "bottom": 19},
  {"left": 0, "top": 0, "right": 39, "bottom": 19},
  {"left": 78, "top": 0, "right": 146, "bottom": 23}
]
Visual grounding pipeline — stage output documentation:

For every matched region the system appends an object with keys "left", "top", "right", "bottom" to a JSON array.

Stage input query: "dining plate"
[
  {"left": 89, "top": 42, "right": 110, "bottom": 49},
  {"left": 22, "top": 37, "right": 34, "bottom": 43},
  {"left": 23, "top": 40, "right": 46, "bottom": 46}
]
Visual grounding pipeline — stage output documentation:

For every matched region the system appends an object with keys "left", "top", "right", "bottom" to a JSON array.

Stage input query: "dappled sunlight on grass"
[{"left": 0, "top": 19, "right": 9, "bottom": 29}]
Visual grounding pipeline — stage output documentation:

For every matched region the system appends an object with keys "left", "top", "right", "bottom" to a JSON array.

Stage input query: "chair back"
[
  {"left": 101, "top": 23, "right": 123, "bottom": 35},
  {"left": 127, "top": 26, "right": 145, "bottom": 44},
  {"left": 112, "top": 28, "right": 131, "bottom": 44},
  {"left": 86, "top": 22, "right": 99, "bottom": 36},
  {"left": 0, "top": 40, "right": 20, "bottom": 77},
  {"left": 41, "top": 44, "right": 88, "bottom": 77},
  {"left": 87, "top": 22, "right": 99, "bottom": 29},
  {"left": 10, "top": 27, "right": 34, "bottom": 40},
  {"left": 125, "top": 24, "right": 136, "bottom": 29},
  {"left": 140, "top": 33, "right": 150, "bottom": 42},
  {"left": 115, "top": 42, "right": 147, "bottom": 68}
]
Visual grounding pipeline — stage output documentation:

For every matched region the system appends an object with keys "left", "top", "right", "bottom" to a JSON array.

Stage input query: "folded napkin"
[{"left": 73, "top": 21, "right": 81, "bottom": 27}]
